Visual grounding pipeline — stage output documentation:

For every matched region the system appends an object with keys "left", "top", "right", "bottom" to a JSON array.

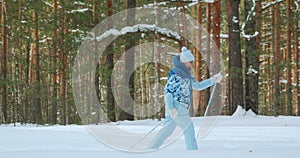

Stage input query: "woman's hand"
[{"left": 169, "top": 108, "right": 178, "bottom": 118}]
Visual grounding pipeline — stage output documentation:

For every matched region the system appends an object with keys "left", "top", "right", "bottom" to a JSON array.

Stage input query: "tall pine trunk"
[
  {"left": 119, "top": 0, "right": 136, "bottom": 121},
  {"left": 51, "top": 0, "right": 58, "bottom": 125},
  {"left": 256, "top": 0, "right": 262, "bottom": 114},
  {"left": 227, "top": 0, "right": 243, "bottom": 114},
  {"left": 204, "top": 3, "right": 212, "bottom": 115},
  {"left": 1, "top": 0, "right": 8, "bottom": 123},
  {"left": 211, "top": 0, "right": 222, "bottom": 114},
  {"left": 18, "top": 0, "right": 24, "bottom": 123},
  {"left": 286, "top": 0, "right": 292, "bottom": 115},
  {"left": 294, "top": 3, "right": 300, "bottom": 116},
  {"left": 31, "top": 0, "right": 42, "bottom": 124},
  {"left": 195, "top": 2, "right": 202, "bottom": 116},
  {"left": 273, "top": 2, "right": 281, "bottom": 116},
  {"left": 105, "top": 0, "right": 116, "bottom": 122},
  {"left": 245, "top": 0, "right": 259, "bottom": 114},
  {"left": 93, "top": 0, "right": 102, "bottom": 124},
  {"left": 60, "top": 2, "right": 67, "bottom": 125}
]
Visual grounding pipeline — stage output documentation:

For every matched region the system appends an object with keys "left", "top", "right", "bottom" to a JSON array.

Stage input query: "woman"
[{"left": 148, "top": 47, "right": 222, "bottom": 150}]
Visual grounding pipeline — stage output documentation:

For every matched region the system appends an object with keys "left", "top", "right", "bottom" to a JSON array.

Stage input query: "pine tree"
[
  {"left": 51, "top": 0, "right": 58, "bottom": 125},
  {"left": 227, "top": 0, "right": 243, "bottom": 114},
  {"left": 119, "top": 0, "right": 136, "bottom": 121},
  {"left": 195, "top": 2, "right": 202, "bottom": 116},
  {"left": 28, "top": 0, "right": 42, "bottom": 124},
  {"left": 1, "top": 0, "right": 8, "bottom": 123},
  {"left": 286, "top": 0, "right": 292, "bottom": 115},
  {"left": 105, "top": 0, "right": 116, "bottom": 122},
  {"left": 273, "top": 2, "right": 281, "bottom": 116},
  {"left": 244, "top": 0, "right": 259, "bottom": 114}
]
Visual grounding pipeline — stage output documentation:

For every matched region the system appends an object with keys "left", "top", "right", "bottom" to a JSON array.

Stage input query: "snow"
[
  {"left": 96, "top": 24, "right": 182, "bottom": 42},
  {"left": 262, "top": 0, "right": 285, "bottom": 10},
  {"left": 73, "top": 1, "right": 86, "bottom": 5},
  {"left": 70, "top": 8, "right": 89, "bottom": 14},
  {"left": 232, "top": 105, "right": 246, "bottom": 117},
  {"left": 177, "top": 0, "right": 215, "bottom": 3},
  {"left": 232, "top": 16, "right": 239, "bottom": 24},
  {"left": 42, "top": 1, "right": 62, "bottom": 8},
  {"left": 70, "top": 29, "right": 85, "bottom": 34},
  {"left": 160, "top": 77, "right": 168, "bottom": 80},
  {"left": 280, "top": 80, "right": 288, "bottom": 84},
  {"left": 220, "top": 34, "right": 229, "bottom": 39},
  {"left": 241, "top": 0, "right": 259, "bottom": 40},
  {"left": 247, "top": 65, "right": 259, "bottom": 75},
  {"left": 232, "top": 105, "right": 257, "bottom": 117},
  {"left": 1, "top": 107, "right": 300, "bottom": 158}
]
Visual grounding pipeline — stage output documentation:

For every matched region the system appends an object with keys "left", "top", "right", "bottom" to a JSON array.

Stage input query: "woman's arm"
[{"left": 191, "top": 78, "right": 213, "bottom": 91}]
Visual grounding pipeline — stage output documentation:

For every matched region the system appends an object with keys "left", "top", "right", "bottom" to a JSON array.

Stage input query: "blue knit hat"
[{"left": 180, "top": 47, "right": 194, "bottom": 63}]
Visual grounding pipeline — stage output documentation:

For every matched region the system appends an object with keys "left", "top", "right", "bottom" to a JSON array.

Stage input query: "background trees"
[{"left": 0, "top": 0, "right": 299, "bottom": 125}]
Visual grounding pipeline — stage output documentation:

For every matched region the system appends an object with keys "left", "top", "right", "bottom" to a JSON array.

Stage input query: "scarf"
[{"left": 171, "top": 56, "right": 192, "bottom": 79}]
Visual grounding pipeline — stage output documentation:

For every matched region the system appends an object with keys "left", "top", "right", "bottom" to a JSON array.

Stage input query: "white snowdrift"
[{"left": 232, "top": 105, "right": 256, "bottom": 117}]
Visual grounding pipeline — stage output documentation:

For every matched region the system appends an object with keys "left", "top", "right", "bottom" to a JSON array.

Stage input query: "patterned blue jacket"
[{"left": 164, "top": 56, "right": 213, "bottom": 118}]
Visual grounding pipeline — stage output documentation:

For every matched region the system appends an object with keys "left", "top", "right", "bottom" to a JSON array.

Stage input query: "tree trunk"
[
  {"left": 31, "top": 0, "right": 42, "bottom": 124},
  {"left": 105, "top": 0, "right": 116, "bottom": 122},
  {"left": 18, "top": 0, "right": 24, "bottom": 123},
  {"left": 155, "top": 34, "right": 162, "bottom": 119},
  {"left": 93, "top": 0, "right": 102, "bottom": 123},
  {"left": 211, "top": 0, "right": 222, "bottom": 115},
  {"left": 60, "top": 2, "right": 67, "bottom": 125},
  {"left": 294, "top": 3, "right": 300, "bottom": 116},
  {"left": 203, "top": 3, "right": 211, "bottom": 116},
  {"left": 25, "top": 42, "right": 30, "bottom": 123},
  {"left": 273, "top": 2, "right": 281, "bottom": 116},
  {"left": 51, "top": 0, "right": 58, "bottom": 125},
  {"left": 273, "top": 1, "right": 281, "bottom": 116},
  {"left": 212, "top": 0, "right": 220, "bottom": 50},
  {"left": 244, "top": 0, "right": 259, "bottom": 114},
  {"left": 1, "top": 0, "right": 8, "bottom": 123},
  {"left": 119, "top": 0, "right": 136, "bottom": 121},
  {"left": 285, "top": 0, "right": 292, "bottom": 115},
  {"left": 256, "top": 0, "right": 262, "bottom": 113},
  {"left": 227, "top": 0, "right": 243, "bottom": 114},
  {"left": 195, "top": 2, "right": 202, "bottom": 116}
]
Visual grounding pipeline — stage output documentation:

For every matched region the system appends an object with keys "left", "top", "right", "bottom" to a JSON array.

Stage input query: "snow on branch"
[
  {"left": 262, "top": 0, "right": 284, "bottom": 11},
  {"left": 95, "top": 24, "right": 183, "bottom": 42},
  {"left": 69, "top": 8, "right": 89, "bottom": 14},
  {"left": 294, "top": 0, "right": 299, "bottom": 12},
  {"left": 142, "top": 1, "right": 169, "bottom": 9},
  {"left": 241, "top": 0, "right": 259, "bottom": 40},
  {"left": 42, "top": 1, "right": 62, "bottom": 8},
  {"left": 169, "top": 0, "right": 214, "bottom": 3},
  {"left": 246, "top": 65, "right": 258, "bottom": 75},
  {"left": 168, "top": 0, "right": 215, "bottom": 8}
]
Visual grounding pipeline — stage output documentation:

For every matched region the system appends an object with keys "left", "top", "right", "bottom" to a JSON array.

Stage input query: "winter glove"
[
  {"left": 211, "top": 72, "right": 223, "bottom": 84},
  {"left": 169, "top": 108, "right": 178, "bottom": 119}
]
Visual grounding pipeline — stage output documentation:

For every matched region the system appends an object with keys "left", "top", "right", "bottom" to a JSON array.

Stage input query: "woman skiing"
[{"left": 148, "top": 46, "right": 222, "bottom": 150}]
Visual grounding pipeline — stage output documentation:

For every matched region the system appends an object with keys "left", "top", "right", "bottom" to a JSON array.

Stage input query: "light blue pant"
[{"left": 148, "top": 106, "right": 198, "bottom": 150}]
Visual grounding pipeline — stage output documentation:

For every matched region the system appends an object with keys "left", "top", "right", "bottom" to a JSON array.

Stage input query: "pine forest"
[{"left": 0, "top": 0, "right": 300, "bottom": 125}]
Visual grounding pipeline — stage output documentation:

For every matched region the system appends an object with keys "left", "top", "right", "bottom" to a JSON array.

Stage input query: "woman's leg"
[
  {"left": 183, "top": 123, "right": 198, "bottom": 150},
  {"left": 175, "top": 105, "right": 198, "bottom": 150},
  {"left": 148, "top": 120, "right": 176, "bottom": 149}
]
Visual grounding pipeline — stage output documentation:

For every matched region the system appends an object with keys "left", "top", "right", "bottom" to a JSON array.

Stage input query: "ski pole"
[
  {"left": 128, "top": 120, "right": 165, "bottom": 151},
  {"left": 197, "top": 82, "right": 217, "bottom": 138}
]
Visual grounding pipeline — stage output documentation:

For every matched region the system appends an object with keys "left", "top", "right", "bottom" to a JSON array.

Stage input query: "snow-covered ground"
[{"left": 1, "top": 107, "right": 300, "bottom": 158}]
